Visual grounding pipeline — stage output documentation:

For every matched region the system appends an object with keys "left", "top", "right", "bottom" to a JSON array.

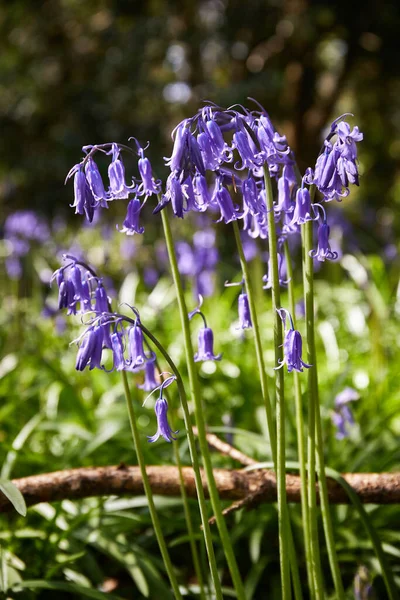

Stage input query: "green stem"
[
  {"left": 139, "top": 323, "right": 222, "bottom": 599},
  {"left": 170, "top": 408, "right": 207, "bottom": 600},
  {"left": 302, "top": 213, "right": 344, "bottom": 599},
  {"left": 284, "top": 240, "right": 314, "bottom": 599},
  {"left": 121, "top": 371, "right": 183, "bottom": 599},
  {"left": 160, "top": 207, "right": 246, "bottom": 600},
  {"left": 152, "top": 352, "right": 207, "bottom": 599},
  {"left": 301, "top": 221, "right": 325, "bottom": 599},
  {"left": 263, "top": 168, "right": 291, "bottom": 600},
  {"left": 233, "top": 222, "right": 302, "bottom": 600}
]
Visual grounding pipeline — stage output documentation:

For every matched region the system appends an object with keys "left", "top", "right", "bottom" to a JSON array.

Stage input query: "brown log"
[{"left": 1, "top": 466, "right": 400, "bottom": 513}]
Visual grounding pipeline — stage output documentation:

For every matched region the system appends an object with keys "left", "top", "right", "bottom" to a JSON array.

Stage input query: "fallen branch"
[{"left": 1, "top": 466, "right": 400, "bottom": 513}]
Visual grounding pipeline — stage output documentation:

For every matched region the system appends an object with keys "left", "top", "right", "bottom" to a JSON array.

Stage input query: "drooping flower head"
[
  {"left": 189, "top": 296, "right": 222, "bottom": 362},
  {"left": 275, "top": 309, "right": 311, "bottom": 373},
  {"left": 309, "top": 204, "right": 339, "bottom": 262},
  {"left": 313, "top": 115, "right": 363, "bottom": 201},
  {"left": 51, "top": 255, "right": 106, "bottom": 315},
  {"left": 148, "top": 376, "right": 178, "bottom": 443}
]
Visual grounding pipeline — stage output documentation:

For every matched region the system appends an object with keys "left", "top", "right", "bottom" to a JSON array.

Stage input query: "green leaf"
[
  {"left": 0, "top": 479, "right": 26, "bottom": 516},
  {"left": 12, "top": 579, "right": 124, "bottom": 599},
  {"left": 325, "top": 467, "right": 400, "bottom": 600}
]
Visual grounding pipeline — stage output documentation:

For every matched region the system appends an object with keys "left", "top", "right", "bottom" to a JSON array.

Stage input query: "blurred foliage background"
[
  {"left": 1, "top": 0, "right": 400, "bottom": 238},
  {"left": 1, "top": 0, "right": 400, "bottom": 598}
]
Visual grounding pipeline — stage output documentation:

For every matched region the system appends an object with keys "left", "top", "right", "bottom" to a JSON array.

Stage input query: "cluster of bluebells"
[
  {"left": 331, "top": 387, "right": 359, "bottom": 439},
  {"left": 66, "top": 102, "right": 363, "bottom": 284},
  {"left": 4, "top": 210, "right": 50, "bottom": 279},
  {"left": 66, "top": 140, "right": 161, "bottom": 232},
  {"left": 61, "top": 100, "right": 363, "bottom": 425},
  {"left": 52, "top": 256, "right": 223, "bottom": 442}
]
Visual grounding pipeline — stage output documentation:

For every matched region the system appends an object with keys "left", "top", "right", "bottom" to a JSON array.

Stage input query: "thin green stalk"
[
  {"left": 152, "top": 352, "right": 207, "bottom": 600},
  {"left": 171, "top": 414, "right": 207, "bottom": 600},
  {"left": 284, "top": 240, "right": 314, "bottom": 599},
  {"left": 160, "top": 207, "right": 246, "bottom": 600},
  {"left": 301, "top": 222, "right": 325, "bottom": 599},
  {"left": 233, "top": 222, "right": 302, "bottom": 600},
  {"left": 302, "top": 214, "right": 345, "bottom": 599},
  {"left": 139, "top": 322, "right": 222, "bottom": 599},
  {"left": 263, "top": 167, "right": 291, "bottom": 600},
  {"left": 121, "top": 371, "right": 183, "bottom": 599}
]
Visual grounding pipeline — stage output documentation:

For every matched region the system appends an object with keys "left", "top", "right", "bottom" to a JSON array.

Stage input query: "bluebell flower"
[
  {"left": 242, "top": 175, "right": 265, "bottom": 216},
  {"left": 84, "top": 157, "right": 109, "bottom": 206},
  {"left": 275, "top": 168, "right": 295, "bottom": 214},
  {"left": 75, "top": 325, "right": 104, "bottom": 371},
  {"left": 243, "top": 210, "right": 268, "bottom": 239},
  {"left": 275, "top": 309, "right": 311, "bottom": 373},
  {"left": 290, "top": 187, "right": 317, "bottom": 226},
  {"left": 238, "top": 293, "right": 252, "bottom": 329},
  {"left": 138, "top": 354, "right": 159, "bottom": 391},
  {"left": 107, "top": 143, "right": 135, "bottom": 200},
  {"left": 163, "top": 173, "right": 185, "bottom": 218},
  {"left": 310, "top": 221, "right": 338, "bottom": 262},
  {"left": 110, "top": 330, "right": 126, "bottom": 371},
  {"left": 148, "top": 397, "right": 178, "bottom": 443},
  {"left": 137, "top": 150, "right": 161, "bottom": 197},
  {"left": 331, "top": 387, "right": 359, "bottom": 439},
  {"left": 232, "top": 129, "right": 263, "bottom": 171},
  {"left": 194, "top": 327, "right": 222, "bottom": 362},
  {"left": 68, "top": 167, "right": 96, "bottom": 222},
  {"left": 127, "top": 321, "right": 147, "bottom": 369},
  {"left": 52, "top": 259, "right": 97, "bottom": 314},
  {"left": 94, "top": 284, "right": 109, "bottom": 313},
  {"left": 165, "top": 121, "right": 190, "bottom": 173},
  {"left": 193, "top": 173, "right": 211, "bottom": 211},
  {"left": 197, "top": 130, "right": 221, "bottom": 171},
  {"left": 212, "top": 178, "right": 241, "bottom": 223},
  {"left": 313, "top": 117, "right": 363, "bottom": 200},
  {"left": 117, "top": 197, "right": 145, "bottom": 235}
]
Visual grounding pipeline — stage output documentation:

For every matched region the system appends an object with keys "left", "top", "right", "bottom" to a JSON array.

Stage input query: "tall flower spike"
[
  {"left": 148, "top": 377, "right": 178, "bottom": 443},
  {"left": 275, "top": 309, "right": 311, "bottom": 373}
]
